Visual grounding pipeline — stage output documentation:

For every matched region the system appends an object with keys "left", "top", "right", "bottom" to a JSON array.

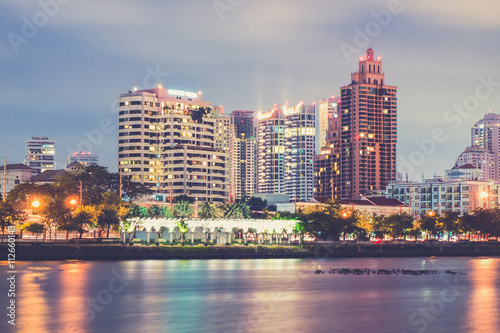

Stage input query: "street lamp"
[
  {"left": 69, "top": 199, "right": 77, "bottom": 206},
  {"left": 427, "top": 210, "right": 435, "bottom": 217}
]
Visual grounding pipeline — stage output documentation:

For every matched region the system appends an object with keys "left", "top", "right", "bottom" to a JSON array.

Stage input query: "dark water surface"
[{"left": 1, "top": 257, "right": 499, "bottom": 333}]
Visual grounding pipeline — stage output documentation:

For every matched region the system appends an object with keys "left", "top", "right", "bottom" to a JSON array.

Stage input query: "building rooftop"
[
  {"left": 30, "top": 170, "right": 67, "bottom": 183},
  {"left": 0, "top": 164, "right": 36, "bottom": 171}
]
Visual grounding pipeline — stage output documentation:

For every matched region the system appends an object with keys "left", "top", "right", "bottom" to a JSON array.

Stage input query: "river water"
[{"left": 1, "top": 257, "right": 499, "bottom": 333}]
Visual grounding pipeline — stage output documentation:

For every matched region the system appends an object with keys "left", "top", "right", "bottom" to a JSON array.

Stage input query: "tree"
[
  {"left": 459, "top": 213, "right": 476, "bottom": 241},
  {"left": 128, "top": 204, "right": 150, "bottom": 218},
  {"left": 23, "top": 222, "right": 45, "bottom": 242},
  {"left": 174, "top": 201, "right": 194, "bottom": 219},
  {"left": 247, "top": 197, "right": 268, "bottom": 211},
  {"left": 0, "top": 201, "right": 27, "bottom": 241},
  {"left": 440, "top": 211, "right": 460, "bottom": 241},
  {"left": 384, "top": 213, "right": 414, "bottom": 240},
  {"left": 420, "top": 214, "right": 439, "bottom": 240},
  {"left": 176, "top": 220, "right": 189, "bottom": 245},
  {"left": 198, "top": 202, "right": 222, "bottom": 219},
  {"left": 148, "top": 204, "right": 173, "bottom": 218},
  {"left": 39, "top": 195, "right": 73, "bottom": 240},
  {"left": 293, "top": 221, "right": 307, "bottom": 247},
  {"left": 63, "top": 208, "right": 94, "bottom": 239},
  {"left": 372, "top": 214, "right": 389, "bottom": 239},
  {"left": 221, "top": 202, "right": 250, "bottom": 219},
  {"left": 97, "top": 209, "right": 120, "bottom": 238}
]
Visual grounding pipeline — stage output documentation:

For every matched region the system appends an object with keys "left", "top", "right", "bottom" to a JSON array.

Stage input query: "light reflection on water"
[{"left": 1, "top": 258, "right": 499, "bottom": 333}]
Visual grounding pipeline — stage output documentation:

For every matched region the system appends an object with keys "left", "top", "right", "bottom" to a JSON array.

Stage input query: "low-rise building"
[
  {"left": 0, "top": 164, "right": 37, "bottom": 195},
  {"left": 386, "top": 178, "right": 500, "bottom": 216}
]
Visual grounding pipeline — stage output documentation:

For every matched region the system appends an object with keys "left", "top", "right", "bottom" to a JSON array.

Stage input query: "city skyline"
[{"left": 2, "top": 0, "right": 500, "bottom": 180}]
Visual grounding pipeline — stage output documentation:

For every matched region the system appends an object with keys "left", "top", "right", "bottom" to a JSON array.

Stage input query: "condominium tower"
[
  {"left": 340, "top": 48, "right": 397, "bottom": 198},
  {"left": 230, "top": 110, "right": 255, "bottom": 200},
  {"left": 24, "top": 136, "right": 56, "bottom": 173},
  {"left": 469, "top": 113, "right": 500, "bottom": 180},
  {"left": 256, "top": 102, "right": 316, "bottom": 201},
  {"left": 118, "top": 86, "right": 229, "bottom": 202}
]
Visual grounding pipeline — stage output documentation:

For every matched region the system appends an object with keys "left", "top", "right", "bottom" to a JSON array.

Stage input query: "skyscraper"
[
  {"left": 314, "top": 108, "right": 342, "bottom": 200},
  {"left": 118, "top": 86, "right": 229, "bottom": 203},
  {"left": 256, "top": 102, "right": 316, "bottom": 201},
  {"left": 230, "top": 110, "right": 255, "bottom": 200},
  {"left": 469, "top": 113, "right": 500, "bottom": 180},
  {"left": 339, "top": 48, "right": 397, "bottom": 198},
  {"left": 284, "top": 102, "right": 316, "bottom": 201},
  {"left": 256, "top": 105, "right": 286, "bottom": 195},
  {"left": 24, "top": 136, "right": 56, "bottom": 174},
  {"left": 318, "top": 96, "right": 340, "bottom": 152}
]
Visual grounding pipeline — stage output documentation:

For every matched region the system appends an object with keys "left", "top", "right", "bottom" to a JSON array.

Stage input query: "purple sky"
[{"left": 1, "top": 0, "right": 499, "bottom": 180}]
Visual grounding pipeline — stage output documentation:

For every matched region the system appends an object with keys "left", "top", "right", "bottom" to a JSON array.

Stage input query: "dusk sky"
[{"left": 1, "top": 0, "right": 499, "bottom": 180}]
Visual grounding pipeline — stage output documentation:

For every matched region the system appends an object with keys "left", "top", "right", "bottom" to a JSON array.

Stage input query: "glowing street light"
[
  {"left": 32, "top": 200, "right": 40, "bottom": 208},
  {"left": 428, "top": 210, "right": 435, "bottom": 217},
  {"left": 480, "top": 192, "right": 489, "bottom": 199},
  {"left": 70, "top": 199, "right": 78, "bottom": 206}
]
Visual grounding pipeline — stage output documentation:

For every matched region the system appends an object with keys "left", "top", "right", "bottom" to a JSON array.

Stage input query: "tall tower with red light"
[{"left": 339, "top": 48, "right": 397, "bottom": 198}]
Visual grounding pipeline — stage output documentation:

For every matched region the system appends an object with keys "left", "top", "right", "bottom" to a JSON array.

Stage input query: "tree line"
[{"left": 295, "top": 201, "right": 500, "bottom": 242}]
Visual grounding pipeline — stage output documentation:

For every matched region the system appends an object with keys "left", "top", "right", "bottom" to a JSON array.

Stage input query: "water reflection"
[
  {"left": 2, "top": 258, "right": 500, "bottom": 333},
  {"left": 467, "top": 258, "right": 500, "bottom": 332}
]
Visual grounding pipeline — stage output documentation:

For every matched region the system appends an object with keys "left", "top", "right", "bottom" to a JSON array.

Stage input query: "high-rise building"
[
  {"left": 470, "top": 113, "right": 500, "bottom": 180},
  {"left": 230, "top": 110, "right": 255, "bottom": 200},
  {"left": 314, "top": 109, "right": 342, "bottom": 200},
  {"left": 256, "top": 105, "right": 286, "bottom": 196},
  {"left": 24, "top": 136, "right": 56, "bottom": 173},
  {"left": 340, "top": 48, "right": 397, "bottom": 198},
  {"left": 284, "top": 103, "right": 316, "bottom": 201},
  {"left": 65, "top": 152, "right": 99, "bottom": 167},
  {"left": 318, "top": 96, "right": 340, "bottom": 152},
  {"left": 118, "top": 86, "right": 229, "bottom": 203},
  {"left": 455, "top": 146, "right": 495, "bottom": 180},
  {"left": 256, "top": 102, "right": 316, "bottom": 201}
]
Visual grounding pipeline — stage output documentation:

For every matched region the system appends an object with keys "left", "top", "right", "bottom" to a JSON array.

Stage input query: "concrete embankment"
[{"left": 2, "top": 242, "right": 500, "bottom": 261}]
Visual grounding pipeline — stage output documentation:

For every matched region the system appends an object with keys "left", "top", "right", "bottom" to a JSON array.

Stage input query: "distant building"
[
  {"left": 445, "top": 163, "right": 484, "bottom": 181},
  {"left": 118, "top": 86, "right": 229, "bottom": 203},
  {"left": 277, "top": 196, "right": 405, "bottom": 216},
  {"left": 340, "top": 48, "right": 397, "bottom": 198},
  {"left": 256, "top": 102, "right": 316, "bottom": 201},
  {"left": 318, "top": 96, "right": 340, "bottom": 152},
  {"left": 456, "top": 146, "right": 495, "bottom": 180},
  {"left": 386, "top": 178, "right": 499, "bottom": 215},
  {"left": 0, "top": 164, "right": 36, "bottom": 195},
  {"left": 470, "top": 113, "right": 500, "bottom": 180},
  {"left": 24, "top": 136, "right": 55, "bottom": 173},
  {"left": 256, "top": 105, "right": 286, "bottom": 196},
  {"left": 66, "top": 152, "right": 99, "bottom": 167},
  {"left": 314, "top": 105, "right": 342, "bottom": 201},
  {"left": 230, "top": 110, "right": 255, "bottom": 200}
]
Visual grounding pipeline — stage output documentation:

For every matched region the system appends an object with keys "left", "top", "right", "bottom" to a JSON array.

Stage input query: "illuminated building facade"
[
  {"left": 24, "top": 136, "right": 56, "bottom": 173},
  {"left": 256, "top": 103, "right": 316, "bottom": 201},
  {"left": 318, "top": 96, "right": 340, "bottom": 152},
  {"left": 340, "top": 48, "right": 397, "bottom": 198},
  {"left": 118, "top": 86, "right": 229, "bottom": 203},
  {"left": 455, "top": 146, "right": 494, "bottom": 180},
  {"left": 256, "top": 106, "right": 286, "bottom": 195},
  {"left": 314, "top": 109, "right": 342, "bottom": 200},
  {"left": 65, "top": 152, "right": 99, "bottom": 166},
  {"left": 470, "top": 113, "right": 500, "bottom": 180},
  {"left": 284, "top": 103, "right": 316, "bottom": 201},
  {"left": 386, "top": 178, "right": 499, "bottom": 215},
  {"left": 230, "top": 110, "right": 255, "bottom": 200}
]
